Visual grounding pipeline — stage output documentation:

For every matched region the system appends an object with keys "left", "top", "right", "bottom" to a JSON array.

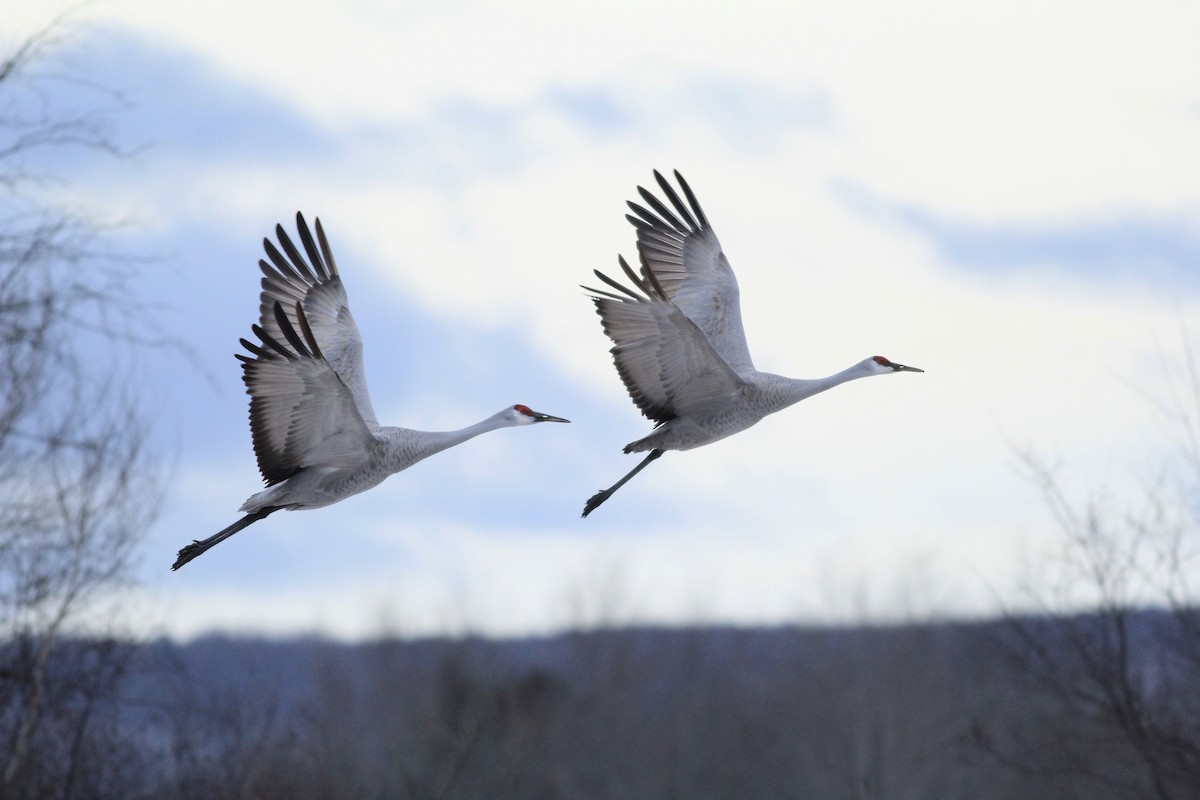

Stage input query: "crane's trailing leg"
[
  {"left": 172, "top": 508, "right": 280, "bottom": 570},
  {"left": 582, "top": 449, "right": 663, "bottom": 518}
]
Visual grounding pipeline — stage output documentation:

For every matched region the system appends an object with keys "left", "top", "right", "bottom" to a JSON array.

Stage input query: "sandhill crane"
[
  {"left": 581, "top": 170, "right": 922, "bottom": 517},
  {"left": 172, "top": 213, "right": 569, "bottom": 570}
]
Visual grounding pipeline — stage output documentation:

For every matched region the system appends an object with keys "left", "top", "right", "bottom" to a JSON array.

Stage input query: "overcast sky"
[{"left": 10, "top": 1, "right": 1200, "bottom": 640}]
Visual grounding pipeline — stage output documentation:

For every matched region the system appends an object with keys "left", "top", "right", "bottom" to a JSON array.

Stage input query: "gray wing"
[
  {"left": 585, "top": 256, "right": 747, "bottom": 425},
  {"left": 237, "top": 302, "right": 375, "bottom": 486},
  {"left": 257, "top": 213, "right": 379, "bottom": 425},
  {"left": 625, "top": 170, "right": 756, "bottom": 375}
]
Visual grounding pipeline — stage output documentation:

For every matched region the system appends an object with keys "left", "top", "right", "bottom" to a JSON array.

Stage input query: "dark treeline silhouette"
[{"left": 6, "top": 610, "right": 1196, "bottom": 800}]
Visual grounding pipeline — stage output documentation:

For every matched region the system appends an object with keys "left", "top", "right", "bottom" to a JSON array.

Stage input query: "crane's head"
[
  {"left": 867, "top": 355, "right": 924, "bottom": 375},
  {"left": 508, "top": 404, "right": 571, "bottom": 425}
]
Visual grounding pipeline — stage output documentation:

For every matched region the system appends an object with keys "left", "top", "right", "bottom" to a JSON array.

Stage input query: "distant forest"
[{"left": 4, "top": 611, "right": 1199, "bottom": 800}]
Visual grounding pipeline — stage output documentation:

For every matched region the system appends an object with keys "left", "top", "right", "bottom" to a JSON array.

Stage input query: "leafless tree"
[
  {"left": 0, "top": 16, "right": 163, "bottom": 797},
  {"left": 979, "top": 339, "right": 1200, "bottom": 800}
]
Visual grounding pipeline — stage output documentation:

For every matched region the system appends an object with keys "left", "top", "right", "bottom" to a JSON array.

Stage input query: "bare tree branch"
[{"left": 0, "top": 14, "right": 163, "bottom": 795}]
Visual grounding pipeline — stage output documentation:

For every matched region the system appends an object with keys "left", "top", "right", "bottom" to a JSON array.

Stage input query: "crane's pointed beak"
[
  {"left": 532, "top": 411, "right": 571, "bottom": 423},
  {"left": 891, "top": 362, "right": 924, "bottom": 373}
]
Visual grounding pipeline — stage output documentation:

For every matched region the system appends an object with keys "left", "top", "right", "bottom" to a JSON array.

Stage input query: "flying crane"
[
  {"left": 582, "top": 171, "right": 921, "bottom": 517},
  {"left": 173, "top": 213, "right": 569, "bottom": 569}
]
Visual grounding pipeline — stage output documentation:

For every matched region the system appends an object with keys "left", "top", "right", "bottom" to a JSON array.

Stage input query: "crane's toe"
[
  {"left": 582, "top": 489, "right": 612, "bottom": 518},
  {"left": 172, "top": 543, "right": 202, "bottom": 571}
]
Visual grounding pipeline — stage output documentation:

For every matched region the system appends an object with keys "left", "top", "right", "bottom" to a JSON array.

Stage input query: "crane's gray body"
[
  {"left": 622, "top": 370, "right": 862, "bottom": 454},
  {"left": 239, "top": 421, "right": 506, "bottom": 513}
]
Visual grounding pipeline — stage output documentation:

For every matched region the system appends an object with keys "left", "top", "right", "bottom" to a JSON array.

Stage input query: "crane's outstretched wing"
[
  {"left": 585, "top": 256, "right": 747, "bottom": 425},
  {"left": 237, "top": 302, "right": 375, "bottom": 486},
  {"left": 625, "top": 170, "right": 756, "bottom": 375},
  {"left": 257, "top": 213, "right": 379, "bottom": 425}
]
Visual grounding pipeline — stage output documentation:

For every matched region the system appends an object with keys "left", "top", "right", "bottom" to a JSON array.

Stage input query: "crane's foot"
[
  {"left": 582, "top": 489, "right": 611, "bottom": 518},
  {"left": 172, "top": 541, "right": 205, "bottom": 571},
  {"left": 581, "top": 449, "right": 664, "bottom": 518}
]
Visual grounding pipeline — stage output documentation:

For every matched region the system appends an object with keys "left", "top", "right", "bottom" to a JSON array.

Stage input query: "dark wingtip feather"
[
  {"left": 626, "top": 201, "right": 663, "bottom": 229},
  {"left": 655, "top": 169, "right": 699, "bottom": 230},
  {"left": 295, "top": 212, "right": 329, "bottom": 282},
  {"left": 314, "top": 217, "right": 338, "bottom": 276},
  {"left": 258, "top": 258, "right": 284, "bottom": 282},
  {"left": 625, "top": 213, "right": 653, "bottom": 232},
  {"left": 275, "top": 224, "right": 318, "bottom": 283},
  {"left": 636, "top": 185, "right": 688, "bottom": 233},
  {"left": 293, "top": 301, "right": 323, "bottom": 359},
  {"left": 673, "top": 170, "right": 707, "bottom": 228},
  {"left": 238, "top": 337, "right": 269, "bottom": 359},
  {"left": 272, "top": 302, "right": 310, "bottom": 357},
  {"left": 591, "top": 266, "right": 645, "bottom": 300},
  {"left": 582, "top": 285, "right": 631, "bottom": 302},
  {"left": 617, "top": 254, "right": 654, "bottom": 298},
  {"left": 262, "top": 238, "right": 302, "bottom": 282},
  {"left": 254, "top": 323, "right": 296, "bottom": 360}
]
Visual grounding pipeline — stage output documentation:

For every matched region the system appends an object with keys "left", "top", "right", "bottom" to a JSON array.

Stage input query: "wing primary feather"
[
  {"left": 582, "top": 286, "right": 630, "bottom": 302},
  {"left": 258, "top": 258, "right": 297, "bottom": 285},
  {"left": 617, "top": 255, "right": 653, "bottom": 297},
  {"left": 275, "top": 225, "right": 317, "bottom": 283},
  {"left": 239, "top": 338, "right": 268, "bottom": 359},
  {"left": 624, "top": 214, "right": 655, "bottom": 233},
  {"left": 637, "top": 184, "right": 688, "bottom": 232},
  {"left": 293, "top": 301, "right": 324, "bottom": 359},
  {"left": 673, "top": 170, "right": 708, "bottom": 228},
  {"left": 273, "top": 302, "right": 311, "bottom": 357},
  {"left": 626, "top": 201, "right": 667, "bottom": 229},
  {"left": 590, "top": 267, "right": 644, "bottom": 300},
  {"left": 295, "top": 212, "right": 329, "bottom": 282},
  {"left": 262, "top": 241, "right": 303, "bottom": 283},
  {"left": 252, "top": 324, "right": 297, "bottom": 360},
  {"left": 314, "top": 218, "right": 339, "bottom": 276},
  {"left": 654, "top": 169, "right": 698, "bottom": 230}
]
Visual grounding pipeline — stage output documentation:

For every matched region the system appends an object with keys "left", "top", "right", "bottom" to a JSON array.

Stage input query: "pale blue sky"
[{"left": 10, "top": 1, "right": 1200, "bottom": 639}]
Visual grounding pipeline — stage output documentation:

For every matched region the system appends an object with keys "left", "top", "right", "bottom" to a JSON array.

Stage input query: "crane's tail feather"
[
  {"left": 172, "top": 507, "right": 279, "bottom": 570},
  {"left": 581, "top": 449, "right": 663, "bottom": 518}
]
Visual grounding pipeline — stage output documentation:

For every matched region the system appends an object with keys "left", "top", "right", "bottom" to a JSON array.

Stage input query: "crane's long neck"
[
  {"left": 435, "top": 412, "right": 515, "bottom": 450},
  {"left": 765, "top": 364, "right": 870, "bottom": 414},
  {"left": 381, "top": 410, "right": 515, "bottom": 471}
]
